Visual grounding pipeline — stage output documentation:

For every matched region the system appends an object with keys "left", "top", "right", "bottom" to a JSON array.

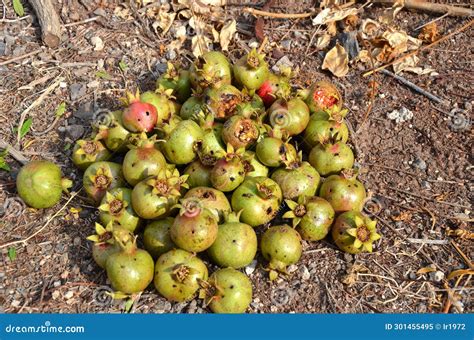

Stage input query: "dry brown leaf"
[
  {"left": 312, "top": 7, "right": 358, "bottom": 26},
  {"left": 316, "top": 34, "right": 331, "bottom": 50},
  {"left": 322, "top": 43, "right": 349, "bottom": 77},
  {"left": 192, "top": 34, "right": 212, "bottom": 57},
  {"left": 418, "top": 23, "right": 439, "bottom": 43},
  {"left": 219, "top": 19, "right": 236, "bottom": 51},
  {"left": 391, "top": 211, "right": 412, "bottom": 221},
  {"left": 379, "top": 0, "right": 405, "bottom": 24},
  {"left": 417, "top": 265, "right": 437, "bottom": 275},
  {"left": 446, "top": 228, "right": 474, "bottom": 240},
  {"left": 447, "top": 269, "right": 474, "bottom": 280},
  {"left": 327, "top": 21, "right": 337, "bottom": 36},
  {"left": 354, "top": 49, "right": 371, "bottom": 64},
  {"left": 360, "top": 19, "right": 380, "bottom": 38},
  {"left": 393, "top": 55, "right": 419, "bottom": 74},
  {"left": 156, "top": 11, "right": 176, "bottom": 34}
]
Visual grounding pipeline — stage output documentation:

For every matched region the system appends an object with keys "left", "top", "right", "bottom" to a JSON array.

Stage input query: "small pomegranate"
[
  {"left": 156, "top": 62, "right": 191, "bottom": 103},
  {"left": 72, "top": 139, "right": 111, "bottom": 170},
  {"left": 283, "top": 196, "right": 335, "bottom": 241},
  {"left": 83, "top": 161, "right": 125, "bottom": 205},
  {"left": 122, "top": 134, "right": 167, "bottom": 186},
  {"left": 303, "top": 117, "right": 349, "bottom": 150},
  {"left": 140, "top": 88, "right": 175, "bottom": 126},
  {"left": 131, "top": 168, "right": 188, "bottom": 219},
  {"left": 260, "top": 225, "right": 302, "bottom": 280},
  {"left": 180, "top": 96, "right": 203, "bottom": 120},
  {"left": 154, "top": 249, "right": 208, "bottom": 302},
  {"left": 16, "top": 160, "right": 72, "bottom": 209},
  {"left": 121, "top": 90, "right": 157, "bottom": 132},
  {"left": 183, "top": 186, "right": 231, "bottom": 223},
  {"left": 94, "top": 110, "right": 130, "bottom": 153},
  {"left": 190, "top": 51, "right": 232, "bottom": 91},
  {"left": 304, "top": 80, "right": 343, "bottom": 116},
  {"left": 255, "top": 131, "right": 297, "bottom": 168},
  {"left": 170, "top": 198, "right": 218, "bottom": 252},
  {"left": 231, "top": 176, "right": 282, "bottom": 227},
  {"left": 235, "top": 91, "right": 265, "bottom": 118},
  {"left": 98, "top": 188, "right": 141, "bottom": 233},
  {"left": 233, "top": 48, "right": 269, "bottom": 91},
  {"left": 143, "top": 218, "right": 176, "bottom": 259},
  {"left": 202, "top": 268, "right": 253, "bottom": 314},
  {"left": 242, "top": 151, "right": 269, "bottom": 178},
  {"left": 195, "top": 112, "right": 226, "bottom": 166},
  {"left": 268, "top": 98, "right": 310, "bottom": 136},
  {"left": 87, "top": 222, "right": 121, "bottom": 269},
  {"left": 271, "top": 152, "right": 320, "bottom": 200},
  {"left": 332, "top": 211, "right": 381, "bottom": 254},
  {"left": 183, "top": 160, "right": 213, "bottom": 188},
  {"left": 257, "top": 73, "right": 291, "bottom": 107},
  {"left": 204, "top": 84, "right": 242, "bottom": 119},
  {"left": 105, "top": 230, "right": 154, "bottom": 294},
  {"left": 160, "top": 118, "right": 203, "bottom": 165},
  {"left": 319, "top": 170, "right": 366, "bottom": 213},
  {"left": 207, "top": 212, "right": 257, "bottom": 268},
  {"left": 308, "top": 141, "right": 354, "bottom": 176},
  {"left": 221, "top": 115, "right": 259, "bottom": 150},
  {"left": 210, "top": 145, "right": 246, "bottom": 192}
]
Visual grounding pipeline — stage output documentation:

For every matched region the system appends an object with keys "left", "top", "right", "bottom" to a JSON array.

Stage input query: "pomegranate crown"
[
  {"left": 282, "top": 196, "right": 309, "bottom": 227},
  {"left": 120, "top": 88, "right": 141, "bottom": 106},
  {"left": 86, "top": 221, "right": 115, "bottom": 245},
  {"left": 246, "top": 48, "right": 266, "bottom": 69},
  {"left": 98, "top": 190, "right": 128, "bottom": 216},
  {"left": 345, "top": 215, "right": 381, "bottom": 253}
]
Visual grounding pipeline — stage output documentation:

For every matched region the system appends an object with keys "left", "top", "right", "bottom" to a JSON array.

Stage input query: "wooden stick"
[
  {"left": 0, "top": 50, "right": 41, "bottom": 66},
  {"left": 363, "top": 19, "right": 474, "bottom": 77},
  {"left": 28, "top": 0, "right": 62, "bottom": 48},
  {"left": 372, "top": 0, "right": 474, "bottom": 17},
  {"left": 244, "top": 7, "right": 318, "bottom": 19},
  {"left": 0, "top": 139, "right": 29, "bottom": 164}
]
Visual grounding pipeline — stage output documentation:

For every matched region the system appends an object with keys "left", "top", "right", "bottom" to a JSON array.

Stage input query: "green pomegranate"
[
  {"left": 210, "top": 146, "right": 246, "bottom": 192},
  {"left": 221, "top": 115, "right": 259, "bottom": 150},
  {"left": 319, "top": 170, "right": 366, "bottom": 213},
  {"left": 94, "top": 110, "right": 130, "bottom": 153},
  {"left": 16, "top": 160, "right": 72, "bottom": 209},
  {"left": 183, "top": 186, "right": 231, "bottom": 223},
  {"left": 255, "top": 130, "right": 297, "bottom": 168},
  {"left": 160, "top": 119, "right": 203, "bottom": 165},
  {"left": 207, "top": 212, "right": 257, "bottom": 268},
  {"left": 98, "top": 188, "right": 141, "bottom": 233},
  {"left": 83, "top": 161, "right": 125, "bottom": 205},
  {"left": 304, "top": 80, "right": 343, "bottom": 117},
  {"left": 271, "top": 152, "right": 320, "bottom": 200},
  {"left": 105, "top": 230, "right": 154, "bottom": 294},
  {"left": 203, "top": 268, "right": 253, "bottom": 314},
  {"left": 195, "top": 112, "right": 226, "bottom": 166},
  {"left": 72, "top": 139, "right": 111, "bottom": 170},
  {"left": 308, "top": 141, "right": 354, "bottom": 176},
  {"left": 154, "top": 249, "right": 208, "bottom": 302},
  {"left": 204, "top": 84, "right": 242, "bottom": 119},
  {"left": 233, "top": 48, "right": 269, "bottom": 91},
  {"left": 235, "top": 91, "right": 265, "bottom": 118},
  {"left": 268, "top": 98, "right": 310, "bottom": 136},
  {"left": 170, "top": 198, "right": 218, "bottom": 253},
  {"left": 260, "top": 224, "right": 302, "bottom": 280},
  {"left": 156, "top": 62, "right": 191, "bottom": 103},
  {"left": 180, "top": 96, "right": 203, "bottom": 120},
  {"left": 143, "top": 218, "right": 176, "bottom": 259},
  {"left": 131, "top": 169, "right": 188, "bottom": 219},
  {"left": 122, "top": 134, "right": 167, "bottom": 186},
  {"left": 332, "top": 211, "right": 381, "bottom": 254},
  {"left": 140, "top": 89, "right": 176, "bottom": 126},
  {"left": 87, "top": 222, "right": 121, "bottom": 269},
  {"left": 231, "top": 176, "right": 282, "bottom": 227},
  {"left": 283, "top": 196, "right": 335, "bottom": 241},
  {"left": 190, "top": 51, "right": 232, "bottom": 91},
  {"left": 183, "top": 160, "right": 212, "bottom": 188},
  {"left": 242, "top": 151, "right": 269, "bottom": 178},
  {"left": 303, "top": 117, "right": 349, "bottom": 150}
]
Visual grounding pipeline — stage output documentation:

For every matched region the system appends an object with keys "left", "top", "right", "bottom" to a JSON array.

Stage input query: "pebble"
[
  {"left": 64, "top": 291, "right": 74, "bottom": 299},
  {"left": 87, "top": 80, "right": 100, "bottom": 88},
  {"left": 69, "top": 83, "right": 87, "bottom": 101},
  {"left": 0, "top": 41, "right": 6, "bottom": 56},
  {"left": 93, "top": 8, "right": 107, "bottom": 17},
  {"left": 65, "top": 124, "right": 85, "bottom": 140},
  {"left": 91, "top": 36, "right": 104, "bottom": 51},
  {"left": 412, "top": 157, "right": 427, "bottom": 171},
  {"left": 73, "top": 237, "right": 81, "bottom": 246},
  {"left": 154, "top": 62, "right": 168, "bottom": 74},
  {"left": 166, "top": 49, "right": 177, "bottom": 60},
  {"left": 52, "top": 290, "right": 60, "bottom": 300},
  {"left": 53, "top": 280, "right": 61, "bottom": 287},
  {"left": 248, "top": 39, "right": 259, "bottom": 49},
  {"left": 343, "top": 253, "right": 353, "bottom": 262},
  {"left": 11, "top": 300, "right": 21, "bottom": 308},
  {"left": 245, "top": 260, "right": 258, "bottom": 275},
  {"left": 387, "top": 107, "right": 413, "bottom": 123},
  {"left": 301, "top": 266, "right": 311, "bottom": 281},
  {"left": 187, "top": 300, "right": 197, "bottom": 314},
  {"left": 74, "top": 102, "right": 95, "bottom": 120},
  {"left": 408, "top": 271, "right": 417, "bottom": 280},
  {"left": 429, "top": 271, "right": 445, "bottom": 282},
  {"left": 287, "top": 264, "right": 298, "bottom": 274},
  {"left": 280, "top": 39, "right": 292, "bottom": 50},
  {"left": 272, "top": 56, "right": 293, "bottom": 74}
]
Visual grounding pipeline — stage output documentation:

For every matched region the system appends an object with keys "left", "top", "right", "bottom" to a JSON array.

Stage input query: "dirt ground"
[{"left": 0, "top": 1, "right": 472, "bottom": 313}]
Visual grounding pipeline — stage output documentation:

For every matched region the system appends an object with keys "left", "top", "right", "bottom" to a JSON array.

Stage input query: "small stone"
[
  {"left": 74, "top": 102, "right": 95, "bottom": 120},
  {"left": 270, "top": 305, "right": 278, "bottom": 312},
  {"left": 272, "top": 56, "right": 293, "bottom": 74},
  {"left": 287, "top": 264, "right": 298, "bottom": 273},
  {"left": 248, "top": 39, "right": 259, "bottom": 49},
  {"left": 421, "top": 180, "right": 431, "bottom": 190},
  {"left": 65, "top": 124, "right": 84, "bottom": 140},
  {"left": 69, "top": 83, "right": 87, "bottom": 101},
  {"left": 154, "top": 62, "right": 168, "bottom": 74},
  {"left": 53, "top": 280, "right": 61, "bottom": 287},
  {"left": 166, "top": 49, "right": 177, "bottom": 60},
  {"left": 93, "top": 8, "right": 107, "bottom": 17},
  {"left": 64, "top": 291, "right": 74, "bottom": 299},
  {"left": 429, "top": 271, "right": 444, "bottom": 282},
  {"left": 343, "top": 253, "right": 353, "bottom": 262},
  {"left": 0, "top": 41, "right": 6, "bottom": 56},
  {"left": 87, "top": 80, "right": 100, "bottom": 88},
  {"left": 412, "top": 157, "right": 427, "bottom": 171},
  {"left": 301, "top": 266, "right": 311, "bottom": 281},
  {"left": 280, "top": 39, "right": 292, "bottom": 50},
  {"left": 408, "top": 271, "right": 417, "bottom": 280},
  {"left": 91, "top": 36, "right": 104, "bottom": 51},
  {"left": 187, "top": 299, "right": 197, "bottom": 314},
  {"left": 387, "top": 107, "right": 413, "bottom": 123},
  {"left": 52, "top": 291, "right": 60, "bottom": 300},
  {"left": 73, "top": 237, "right": 81, "bottom": 246},
  {"left": 11, "top": 300, "right": 21, "bottom": 307},
  {"left": 245, "top": 260, "right": 258, "bottom": 275}
]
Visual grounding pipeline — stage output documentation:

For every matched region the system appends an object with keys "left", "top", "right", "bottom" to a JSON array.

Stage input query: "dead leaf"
[
  {"left": 417, "top": 265, "right": 437, "bottom": 275},
  {"left": 219, "top": 19, "right": 236, "bottom": 51},
  {"left": 156, "top": 11, "right": 176, "bottom": 35},
  {"left": 418, "top": 22, "right": 439, "bottom": 43},
  {"left": 322, "top": 43, "right": 349, "bottom": 77},
  {"left": 379, "top": 0, "right": 405, "bottom": 24},
  {"left": 447, "top": 269, "right": 474, "bottom": 280},
  {"left": 354, "top": 49, "right": 371, "bottom": 64},
  {"left": 360, "top": 19, "right": 380, "bottom": 38},
  {"left": 316, "top": 34, "right": 331, "bottom": 50},
  {"left": 192, "top": 34, "right": 212, "bottom": 57},
  {"left": 391, "top": 211, "right": 412, "bottom": 221},
  {"left": 312, "top": 7, "right": 358, "bottom": 26},
  {"left": 327, "top": 21, "right": 337, "bottom": 36},
  {"left": 393, "top": 55, "right": 419, "bottom": 74}
]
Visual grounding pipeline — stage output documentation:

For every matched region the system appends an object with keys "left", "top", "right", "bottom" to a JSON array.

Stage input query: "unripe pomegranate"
[{"left": 121, "top": 90, "right": 157, "bottom": 132}]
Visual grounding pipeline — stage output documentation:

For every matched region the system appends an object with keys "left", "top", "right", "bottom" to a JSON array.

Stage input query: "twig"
[
  {"left": 380, "top": 69, "right": 446, "bottom": 104},
  {"left": 451, "top": 241, "right": 473, "bottom": 269},
  {"left": 388, "top": 187, "right": 472, "bottom": 209},
  {"left": 363, "top": 19, "right": 474, "bottom": 77},
  {"left": 16, "top": 76, "right": 64, "bottom": 146},
  {"left": 63, "top": 16, "right": 100, "bottom": 27},
  {"left": 0, "top": 190, "right": 80, "bottom": 249},
  {"left": 414, "top": 12, "right": 450, "bottom": 30},
  {"left": 406, "top": 238, "right": 449, "bottom": 245},
  {"left": 375, "top": 0, "right": 473, "bottom": 16},
  {"left": 0, "top": 50, "right": 41, "bottom": 66},
  {"left": 244, "top": 7, "right": 319, "bottom": 19},
  {"left": 0, "top": 15, "right": 31, "bottom": 23},
  {"left": 0, "top": 139, "right": 29, "bottom": 164}
]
